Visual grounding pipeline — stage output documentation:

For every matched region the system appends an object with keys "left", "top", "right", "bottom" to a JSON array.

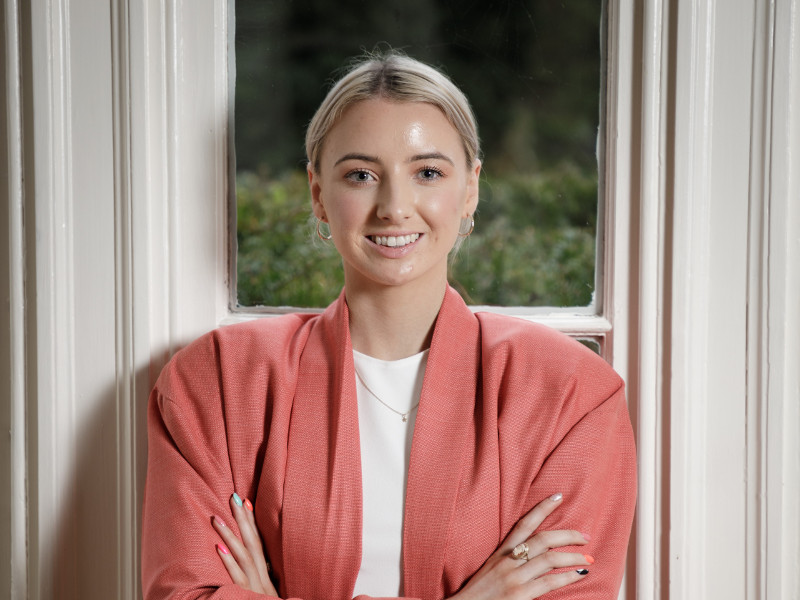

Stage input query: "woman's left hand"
[{"left": 212, "top": 493, "right": 278, "bottom": 596}]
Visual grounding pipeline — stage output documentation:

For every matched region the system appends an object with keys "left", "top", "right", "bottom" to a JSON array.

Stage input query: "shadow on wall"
[{"left": 49, "top": 361, "right": 152, "bottom": 598}]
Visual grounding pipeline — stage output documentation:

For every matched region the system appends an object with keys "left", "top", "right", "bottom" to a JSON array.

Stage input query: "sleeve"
[
  {"left": 140, "top": 335, "right": 424, "bottom": 600},
  {"left": 526, "top": 382, "right": 637, "bottom": 599},
  {"left": 141, "top": 386, "right": 277, "bottom": 600}
]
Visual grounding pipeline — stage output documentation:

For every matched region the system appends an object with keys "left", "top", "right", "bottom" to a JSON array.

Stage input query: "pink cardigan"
[{"left": 141, "top": 287, "right": 636, "bottom": 600}]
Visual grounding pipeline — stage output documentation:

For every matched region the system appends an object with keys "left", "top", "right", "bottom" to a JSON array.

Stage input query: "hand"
[
  {"left": 212, "top": 493, "right": 279, "bottom": 596},
  {"left": 451, "top": 493, "right": 592, "bottom": 600}
]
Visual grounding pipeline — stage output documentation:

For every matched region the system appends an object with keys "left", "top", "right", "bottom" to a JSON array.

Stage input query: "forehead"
[{"left": 323, "top": 99, "right": 465, "bottom": 162}]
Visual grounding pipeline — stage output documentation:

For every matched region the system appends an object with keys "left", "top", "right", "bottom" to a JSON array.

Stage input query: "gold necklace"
[{"left": 354, "top": 368, "right": 420, "bottom": 423}]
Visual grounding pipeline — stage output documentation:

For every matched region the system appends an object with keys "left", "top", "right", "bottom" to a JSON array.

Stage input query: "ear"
[
  {"left": 464, "top": 158, "right": 481, "bottom": 217},
  {"left": 308, "top": 164, "right": 326, "bottom": 221}
]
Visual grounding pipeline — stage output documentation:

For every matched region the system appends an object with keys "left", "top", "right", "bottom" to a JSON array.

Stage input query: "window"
[{"left": 232, "top": 0, "right": 605, "bottom": 313}]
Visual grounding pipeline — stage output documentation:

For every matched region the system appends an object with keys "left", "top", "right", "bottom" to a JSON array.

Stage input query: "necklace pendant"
[{"left": 402, "top": 415, "right": 408, "bottom": 422}]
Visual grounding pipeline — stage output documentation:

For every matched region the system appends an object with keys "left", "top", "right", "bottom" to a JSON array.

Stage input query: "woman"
[{"left": 141, "top": 52, "right": 636, "bottom": 600}]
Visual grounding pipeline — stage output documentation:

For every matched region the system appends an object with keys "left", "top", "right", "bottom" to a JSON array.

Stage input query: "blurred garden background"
[{"left": 234, "top": 0, "right": 603, "bottom": 308}]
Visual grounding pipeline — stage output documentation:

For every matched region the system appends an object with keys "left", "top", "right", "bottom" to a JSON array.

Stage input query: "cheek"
[
  {"left": 428, "top": 187, "right": 469, "bottom": 222},
  {"left": 327, "top": 192, "right": 369, "bottom": 231}
]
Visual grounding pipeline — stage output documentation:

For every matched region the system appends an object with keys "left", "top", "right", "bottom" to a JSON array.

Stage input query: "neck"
[{"left": 345, "top": 279, "right": 447, "bottom": 361}]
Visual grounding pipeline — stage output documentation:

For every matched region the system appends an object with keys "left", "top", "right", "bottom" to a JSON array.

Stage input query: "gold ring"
[{"left": 511, "top": 542, "right": 530, "bottom": 561}]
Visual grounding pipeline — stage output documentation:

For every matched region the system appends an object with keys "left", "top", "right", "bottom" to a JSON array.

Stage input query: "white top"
[{"left": 351, "top": 348, "right": 428, "bottom": 597}]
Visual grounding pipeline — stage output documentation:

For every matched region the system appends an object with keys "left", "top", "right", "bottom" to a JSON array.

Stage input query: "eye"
[
  {"left": 345, "top": 169, "right": 376, "bottom": 184},
  {"left": 417, "top": 166, "right": 445, "bottom": 181}
]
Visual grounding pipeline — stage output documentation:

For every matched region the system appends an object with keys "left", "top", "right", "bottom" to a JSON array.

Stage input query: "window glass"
[{"left": 234, "top": 0, "right": 603, "bottom": 308}]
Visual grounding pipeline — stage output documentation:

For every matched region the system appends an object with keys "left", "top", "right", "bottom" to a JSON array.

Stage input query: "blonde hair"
[{"left": 305, "top": 51, "right": 480, "bottom": 173}]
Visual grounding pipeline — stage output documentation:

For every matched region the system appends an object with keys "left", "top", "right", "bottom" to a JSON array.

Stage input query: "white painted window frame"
[{"left": 2, "top": 0, "right": 798, "bottom": 599}]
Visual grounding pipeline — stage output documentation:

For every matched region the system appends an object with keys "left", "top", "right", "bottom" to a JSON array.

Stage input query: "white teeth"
[{"left": 372, "top": 233, "right": 420, "bottom": 247}]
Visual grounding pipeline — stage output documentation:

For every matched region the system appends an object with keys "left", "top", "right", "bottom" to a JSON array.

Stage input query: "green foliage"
[
  {"left": 451, "top": 164, "right": 597, "bottom": 306},
  {"left": 236, "top": 170, "right": 344, "bottom": 307}
]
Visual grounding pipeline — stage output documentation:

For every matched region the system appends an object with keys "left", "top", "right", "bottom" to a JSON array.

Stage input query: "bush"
[{"left": 236, "top": 170, "right": 344, "bottom": 307}]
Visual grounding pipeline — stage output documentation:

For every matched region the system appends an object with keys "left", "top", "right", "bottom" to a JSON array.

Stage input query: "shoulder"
[
  {"left": 155, "top": 312, "right": 317, "bottom": 405},
  {"left": 476, "top": 311, "right": 623, "bottom": 413}
]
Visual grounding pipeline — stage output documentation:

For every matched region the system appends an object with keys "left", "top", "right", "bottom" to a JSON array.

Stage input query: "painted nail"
[
  {"left": 576, "top": 569, "right": 589, "bottom": 576},
  {"left": 217, "top": 543, "right": 230, "bottom": 555},
  {"left": 244, "top": 498, "right": 253, "bottom": 512},
  {"left": 232, "top": 492, "right": 243, "bottom": 507},
  {"left": 581, "top": 532, "right": 592, "bottom": 541},
  {"left": 584, "top": 554, "right": 595, "bottom": 565},
  {"left": 550, "top": 493, "right": 563, "bottom": 502},
  {"left": 214, "top": 515, "right": 227, "bottom": 527}
]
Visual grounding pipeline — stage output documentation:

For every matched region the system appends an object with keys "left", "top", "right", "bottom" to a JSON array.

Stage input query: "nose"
[{"left": 375, "top": 176, "right": 414, "bottom": 222}]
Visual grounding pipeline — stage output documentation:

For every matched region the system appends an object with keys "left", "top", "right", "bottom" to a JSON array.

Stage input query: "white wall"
[{"left": 1, "top": 0, "right": 798, "bottom": 598}]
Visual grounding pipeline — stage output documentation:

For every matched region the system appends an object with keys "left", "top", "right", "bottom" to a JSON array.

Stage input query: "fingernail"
[
  {"left": 550, "top": 493, "right": 563, "bottom": 502},
  {"left": 214, "top": 515, "right": 226, "bottom": 527},
  {"left": 581, "top": 532, "right": 592, "bottom": 541},
  {"left": 232, "top": 492, "right": 243, "bottom": 507},
  {"left": 576, "top": 569, "right": 589, "bottom": 575},
  {"left": 217, "top": 543, "right": 230, "bottom": 555},
  {"left": 244, "top": 498, "right": 253, "bottom": 512},
  {"left": 584, "top": 554, "right": 595, "bottom": 564}
]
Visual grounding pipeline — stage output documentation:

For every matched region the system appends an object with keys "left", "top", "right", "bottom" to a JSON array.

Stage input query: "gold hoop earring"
[
  {"left": 458, "top": 216, "right": 475, "bottom": 237},
  {"left": 316, "top": 219, "right": 333, "bottom": 241},
  {"left": 316, "top": 219, "right": 332, "bottom": 241}
]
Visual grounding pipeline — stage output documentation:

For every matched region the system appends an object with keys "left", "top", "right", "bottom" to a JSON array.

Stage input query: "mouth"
[{"left": 369, "top": 233, "right": 421, "bottom": 248}]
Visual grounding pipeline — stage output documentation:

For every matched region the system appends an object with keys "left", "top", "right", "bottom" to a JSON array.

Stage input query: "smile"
[{"left": 369, "top": 233, "right": 420, "bottom": 248}]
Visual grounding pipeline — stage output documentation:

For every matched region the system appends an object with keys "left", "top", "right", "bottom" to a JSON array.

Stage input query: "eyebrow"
[
  {"left": 333, "top": 151, "right": 456, "bottom": 167},
  {"left": 409, "top": 152, "right": 455, "bottom": 166},
  {"left": 334, "top": 153, "right": 379, "bottom": 166}
]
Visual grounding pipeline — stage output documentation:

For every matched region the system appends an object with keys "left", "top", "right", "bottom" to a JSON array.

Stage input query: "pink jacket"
[{"left": 141, "top": 287, "right": 636, "bottom": 599}]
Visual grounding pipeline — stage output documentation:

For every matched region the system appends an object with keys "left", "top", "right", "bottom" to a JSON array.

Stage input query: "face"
[{"left": 308, "top": 98, "right": 480, "bottom": 295}]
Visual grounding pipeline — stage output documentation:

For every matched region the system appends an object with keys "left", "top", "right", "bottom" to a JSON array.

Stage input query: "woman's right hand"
[
  {"left": 450, "top": 493, "right": 592, "bottom": 600},
  {"left": 212, "top": 493, "right": 278, "bottom": 597}
]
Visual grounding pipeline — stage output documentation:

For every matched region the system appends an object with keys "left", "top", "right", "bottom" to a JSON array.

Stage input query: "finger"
[
  {"left": 229, "top": 494, "right": 267, "bottom": 588},
  {"left": 522, "top": 566, "right": 590, "bottom": 597},
  {"left": 518, "top": 550, "right": 594, "bottom": 581},
  {"left": 522, "top": 528, "right": 589, "bottom": 558},
  {"left": 214, "top": 511, "right": 276, "bottom": 595},
  {"left": 214, "top": 510, "right": 262, "bottom": 590},
  {"left": 213, "top": 514, "right": 250, "bottom": 568},
  {"left": 236, "top": 496, "right": 276, "bottom": 595},
  {"left": 215, "top": 540, "right": 250, "bottom": 588},
  {"left": 503, "top": 493, "right": 564, "bottom": 550},
  {"left": 212, "top": 513, "right": 241, "bottom": 553}
]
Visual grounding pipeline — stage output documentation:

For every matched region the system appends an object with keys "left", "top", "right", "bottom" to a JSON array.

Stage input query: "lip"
[{"left": 365, "top": 232, "right": 423, "bottom": 257}]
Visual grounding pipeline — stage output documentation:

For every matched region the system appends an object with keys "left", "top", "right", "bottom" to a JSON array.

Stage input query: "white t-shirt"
[{"left": 351, "top": 348, "right": 428, "bottom": 597}]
